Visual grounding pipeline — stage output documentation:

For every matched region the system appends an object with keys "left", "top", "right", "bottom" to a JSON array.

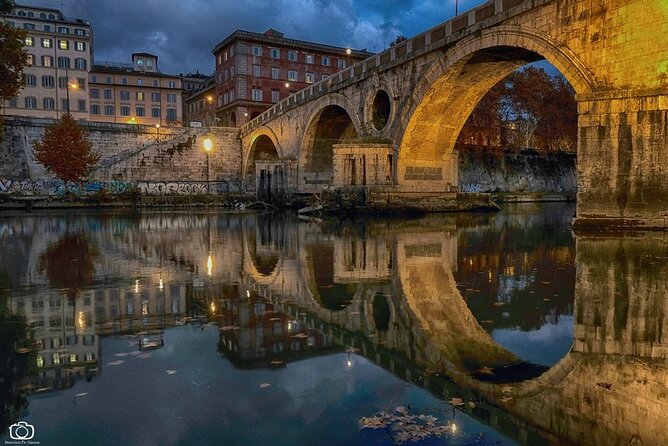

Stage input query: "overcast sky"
[{"left": 21, "top": 0, "right": 487, "bottom": 75}]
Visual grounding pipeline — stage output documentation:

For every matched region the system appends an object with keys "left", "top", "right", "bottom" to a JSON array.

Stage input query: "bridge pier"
[{"left": 575, "top": 89, "right": 668, "bottom": 229}]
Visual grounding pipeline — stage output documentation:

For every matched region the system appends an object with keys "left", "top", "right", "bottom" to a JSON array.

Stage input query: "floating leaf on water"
[
  {"left": 107, "top": 360, "right": 125, "bottom": 366},
  {"left": 448, "top": 397, "right": 464, "bottom": 406},
  {"left": 477, "top": 366, "right": 495, "bottom": 376},
  {"left": 260, "top": 383, "right": 271, "bottom": 389},
  {"left": 468, "top": 401, "right": 476, "bottom": 408},
  {"left": 166, "top": 370, "right": 178, "bottom": 375},
  {"left": 492, "top": 302, "right": 506, "bottom": 307},
  {"left": 220, "top": 325, "right": 239, "bottom": 331},
  {"left": 114, "top": 352, "right": 130, "bottom": 357},
  {"left": 75, "top": 392, "right": 88, "bottom": 397}
]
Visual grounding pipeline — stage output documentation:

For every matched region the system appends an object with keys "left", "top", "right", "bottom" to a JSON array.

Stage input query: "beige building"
[
  {"left": 1, "top": 4, "right": 92, "bottom": 120},
  {"left": 88, "top": 53, "right": 183, "bottom": 126}
]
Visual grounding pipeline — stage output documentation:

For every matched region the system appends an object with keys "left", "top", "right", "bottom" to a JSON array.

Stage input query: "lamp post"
[
  {"left": 66, "top": 73, "right": 78, "bottom": 114},
  {"left": 203, "top": 137, "right": 213, "bottom": 194},
  {"left": 155, "top": 123, "right": 160, "bottom": 142},
  {"left": 206, "top": 95, "right": 214, "bottom": 126}
]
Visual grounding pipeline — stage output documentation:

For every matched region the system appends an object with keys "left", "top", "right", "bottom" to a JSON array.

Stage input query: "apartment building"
[
  {"left": 88, "top": 53, "right": 183, "bottom": 126},
  {"left": 1, "top": 4, "right": 92, "bottom": 120},
  {"left": 211, "top": 28, "right": 372, "bottom": 127}
]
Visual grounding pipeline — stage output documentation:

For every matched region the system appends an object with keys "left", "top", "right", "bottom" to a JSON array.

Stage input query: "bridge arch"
[
  {"left": 396, "top": 25, "right": 597, "bottom": 190},
  {"left": 299, "top": 94, "right": 362, "bottom": 189},
  {"left": 244, "top": 131, "right": 282, "bottom": 185}
]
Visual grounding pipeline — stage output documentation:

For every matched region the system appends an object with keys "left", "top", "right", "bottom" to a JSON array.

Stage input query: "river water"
[{"left": 0, "top": 203, "right": 666, "bottom": 445}]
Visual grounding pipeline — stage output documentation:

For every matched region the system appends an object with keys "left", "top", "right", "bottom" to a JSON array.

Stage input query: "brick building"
[
  {"left": 88, "top": 53, "right": 183, "bottom": 126},
  {"left": 183, "top": 75, "right": 216, "bottom": 126},
  {"left": 211, "top": 29, "right": 372, "bottom": 127},
  {"left": 1, "top": 4, "right": 92, "bottom": 120}
]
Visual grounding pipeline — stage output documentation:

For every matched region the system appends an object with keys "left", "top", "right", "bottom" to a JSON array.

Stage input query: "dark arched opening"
[{"left": 371, "top": 90, "right": 391, "bottom": 130}]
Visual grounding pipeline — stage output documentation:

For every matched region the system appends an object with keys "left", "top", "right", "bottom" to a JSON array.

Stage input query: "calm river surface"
[{"left": 1, "top": 203, "right": 666, "bottom": 446}]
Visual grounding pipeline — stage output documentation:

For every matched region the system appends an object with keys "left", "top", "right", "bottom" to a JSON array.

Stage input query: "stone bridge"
[
  {"left": 238, "top": 215, "right": 668, "bottom": 445},
  {"left": 239, "top": 0, "right": 668, "bottom": 229}
]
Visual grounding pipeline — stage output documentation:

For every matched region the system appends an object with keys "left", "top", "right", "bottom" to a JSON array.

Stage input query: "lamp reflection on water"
[{"left": 207, "top": 254, "right": 213, "bottom": 277}]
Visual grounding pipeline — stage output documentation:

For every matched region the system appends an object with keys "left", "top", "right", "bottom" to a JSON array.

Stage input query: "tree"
[
  {"left": 0, "top": 0, "right": 28, "bottom": 103},
  {"left": 38, "top": 233, "right": 99, "bottom": 300},
  {"left": 34, "top": 113, "right": 99, "bottom": 183},
  {"left": 389, "top": 35, "right": 407, "bottom": 47}
]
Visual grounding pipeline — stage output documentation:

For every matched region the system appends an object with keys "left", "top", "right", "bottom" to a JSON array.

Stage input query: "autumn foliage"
[
  {"left": 458, "top": 66, "right": 577, "bottom": 153},
  {"left": 34, "top": 113, "right": 99, "bottom": 183}
]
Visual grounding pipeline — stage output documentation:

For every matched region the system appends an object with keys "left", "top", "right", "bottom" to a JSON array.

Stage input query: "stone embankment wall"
[
  {"left": 458, "top": 149, "right": 577, "bottom": 197},
  {"left": 0, "top": 117, "right": 243, "bottom": 195}
]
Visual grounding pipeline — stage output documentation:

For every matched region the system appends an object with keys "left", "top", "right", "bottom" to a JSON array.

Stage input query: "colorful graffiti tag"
[{"left": 0, "top": 179, "right": 134, "bottom": 196}]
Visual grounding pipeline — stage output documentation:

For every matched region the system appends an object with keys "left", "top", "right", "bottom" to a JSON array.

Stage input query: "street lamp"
[
  {"left": 66, "top": 76, "right": 78, "bottom": 114},
  {"left": 206, "top": 95, "right": 214, "bottom": 126},
  {"left": 203, "top": 137, "right": 213, "bottom": 194},
  {"left": 155, "top": 123, "right": 160, "bottom": 142}
]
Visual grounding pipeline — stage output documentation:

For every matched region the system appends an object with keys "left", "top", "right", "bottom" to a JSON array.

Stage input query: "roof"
[
  {"left": 212, "top": 29, "right": 373, "bottom": 58},
  {"left": 90, "top": 64, "right": 181, "bottom": 80},
  {"left": 132, "top": 52, "right": 158, "bottom": 59}
]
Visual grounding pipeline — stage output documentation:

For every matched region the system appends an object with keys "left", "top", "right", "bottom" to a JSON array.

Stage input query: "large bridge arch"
[
  {"left": 243, "top": 131, "right": 283, "bottom": 185},
  {"left": 396, "top": 25, "right": 597, "bottom": 191},
  {"left": 299, "top": 94, "right": 363, "bottom": 190}
]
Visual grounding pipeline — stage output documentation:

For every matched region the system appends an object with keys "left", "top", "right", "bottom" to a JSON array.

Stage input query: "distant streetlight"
[
  {"left": 203, "top": 137, "right": 213, "bottom": 193},
  {"left": 206, "top": 95, "right": 214, "bottom": 126},
  {"left": 66, "top": 71, "right": 78, "bottom": 114},
  {"left": 155, "top": 123, "right": 160, "bottom": 141},
  {"left": 345, "top": 48, "right": 351, "bottom": 55}
]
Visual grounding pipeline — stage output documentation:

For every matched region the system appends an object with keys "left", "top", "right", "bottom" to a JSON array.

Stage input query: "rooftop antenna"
[{"left": 60, "top": 0, "right": 64, "bottom": 13}]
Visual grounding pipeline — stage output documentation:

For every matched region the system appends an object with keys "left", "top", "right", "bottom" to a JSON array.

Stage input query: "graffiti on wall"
[
  {"left": 460, "top": 183, "right": 483, "bottom": 193},
  {"left": 0, "top": 179, "right": 134, "bottom": 195},
  {"left": 137, "top": 181, "right": 241, "bottom": 195}
]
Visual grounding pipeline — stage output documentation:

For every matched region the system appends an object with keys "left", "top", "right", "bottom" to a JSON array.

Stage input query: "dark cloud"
[{"left": 20, "top": 0, "right": 487, "bottom": 75}]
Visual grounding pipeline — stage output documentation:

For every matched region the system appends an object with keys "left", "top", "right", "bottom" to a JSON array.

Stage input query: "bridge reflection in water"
[{"left": 1, "top": 206, "right": 666, "bottom": 445}]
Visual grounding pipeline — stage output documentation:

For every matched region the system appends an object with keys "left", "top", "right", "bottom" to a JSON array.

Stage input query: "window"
[
  {"left": 287, "top": 70, "right": 297, "bottom": 81},
  {"left": 136, "top": 91, "right": 144, "bottom": 101},
  {"left": 137, "top": 59, "right": 143, "bottom": 67},
  {"left": 91, "top": 88, "right": 99, "bottom": 99},
  {"left": 23, "top": 23, "right": 35, "bottom": 30},
  {"left": 322, "top": 74, "right": 329, "bottom": 81},
  {"left": 322, "top": 56, "right": 330, "bottom": 66},
  {"left": 8, "top": 98, "right": 17, "bottom": 108},
  {"left": 58, "top": 26, "right": 69, "bottom": 34},
  {"left": 121, "top": 77, "right": 128, "bottom": 85},
  {"left": 252, "top": 88, "right": 263, "bottom": 101},
  {"left": 91, "top": 104, "right": 100, "bottom": 115},
  {"left": 75, "top": 29, "right": 86, "bottom": 36},
  {"left": 106, "top": 76, "right": 112, "bottom": 84},
  {"left": 61, "top": 99, "right": 69, "bottom": 111},
  {"left": 104, "top": 105, "right": 114, "bottom": 115},
  {"left": 25, "top": 74, "right": 36, "bottom": 87},
  {"left": 120, "top": 90, "right": 130, "bottom": 100},
  {"left": 59, "top": 40, "right": 69, "bottom": 50},
  {"left": 152, "top": 79, "right": 158, "bottom": 87},
  {"left": 168, "top": 81, "right": 175, "bottom": 88},
  {"left": 305, "top": 54, "right": 314, "bottom": 64},
  {"left": 78, "top": 99, "right": 86, "bottom": 111},
  {"left": 91, "top": 75, "right": 98, "bottom": 83},
  {"left": 57, "top": 56, "right": 70, "bottom": 69},
  {"left": 104, "top": 89, "right": 112, "bottom": 100},
  {"left": 58, "top": 77, "right": 67, "bottom": 89},
  {"left": 73, "top": 58, "right": 86, "bottom": 70},
  {"left": 41, "top": 38, "right": 52, "bottom": 48},
  {"left": 76, "top": 77, "right": 86, "bottom": 90},
  {"left": 137, "top": 79, "right": 143, "bottom": 86},
  {"left": 252, "top": 46, "right": 262, "bottom": 56},
  {"left": 288, "top": 51, "right": 297, "bottom": 62},
  {"left": 136, "top": 107, "right": 145, "bottom": 117},
  {"left": 48, "top": 13, "right": 55, "bottom": 19},
  {"left": 25, "top": 36, "right": 34, "bottom": 46},
  {"left": 151, "top": 107, "right": 160, "bottom": 118},
  {"left": 146, "top": 59, "right": 153, "bottom": 68},
  {"left": 42, "top": 55, "right": 53, "bottom": 67},
  {"left": 120, "top": 106, "right": 130, "bottom": 116},
  {"left": 26, "top": 54, "right": 33, "bottom": 65},
  {"left": 270, "top": 48, "right": 280, "bottom": 59},
  {"left": 230, "top": 88, "right": 235, "bottom": 101},
  {"left": 167, "top": 93, "right": 176, "bottom": 103},
  {"left": 167, "top": 108, "right": 177, "bottom": 121},
  {"left": 231, "top": 65, "right": 235, "bottom": 77},
  {"left": 253, "top": 65, "right": 261, "bottom": 77},
  {"left": 75, "top": 41, "right": 85, "bottom": 51},
  {"left": 271, "top": 90, "right": 280, "bottom": 103},
  {"left": 151, "top": 92, "right": 160, "bottom": 102},
  {"left": 305, "top": 72, "right": 315, "bottom": 84},
  {"left": 337, "top": 59, "right": 346, "bottom": 69},
  {"left": 42, "top": 75, "right": 55, "bottom": 88},
  {"left": 271, "top": 67, "right": 280, "bottom": 79},
  {"left": 27, "top": 11, "right": 33, "bottom": 17},
  {"left": 43, "top": 97, "right": 55, "bottom": 109},
  {"left": 40, "top": 12, "right": 46, "bottom": 18}
]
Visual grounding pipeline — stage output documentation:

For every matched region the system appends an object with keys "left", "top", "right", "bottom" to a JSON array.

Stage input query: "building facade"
[
  {"left": 212, "top": 29, "right": 372, "bottom": 127},
  {"left": 1, "top": 4, "right": 92, "bottom": 120},
  {"left": 183, "top": 75, "right": 216, "bottom": 126},
  {"left": 88, "top": 53, "right": 183, "bottom": 126}
]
